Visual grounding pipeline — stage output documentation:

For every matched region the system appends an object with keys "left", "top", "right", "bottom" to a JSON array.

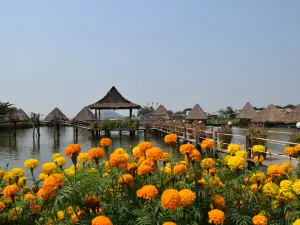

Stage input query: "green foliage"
[
  {"left": 0, "top": 101, "right": 16, "bottom": 116},
  {"left": 289, "top": 132, "right": 300, "bottom": 145},
  {"left": 218, "top": 106, "right": 235, "bottom": 115},
  {"left": 218, "top": 125, "right": 233, "bottom": 147},
  {"left": 245, "top": 123, "right": 267, "bottom": 148}
]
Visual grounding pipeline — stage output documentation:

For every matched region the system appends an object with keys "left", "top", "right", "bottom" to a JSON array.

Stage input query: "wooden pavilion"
[
  {"left": 186, "top": 104, "right": 208, "bottom": 123},
  {"left": 11, "top": 108, "right": 30, "bottom": 122},
  {"left": 238, "top": 102, "right": 257, "bottom": 120},
  {"left": 149, "top": 105, "right": 170, "bottom": 120},
  {"left": 284, "top": 104, "right": 300, "bottom": 124},
  {"left": 87, "top": 86, "right": 141, "bottom": 121},
  {"left": 252, "top": 104, "right": 287, "bottom": 124},
  {"left": 73, "top": 107, "right": 95, "bottom": 123}
]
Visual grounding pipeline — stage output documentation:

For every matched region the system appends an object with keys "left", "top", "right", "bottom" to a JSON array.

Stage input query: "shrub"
[
  {"left": 218, "top": 125, "right": 233, "bottom": 148},
  {"left": 289, "top": 132, "right": 300, "bottom": 146},
  {"left": 245, "top": 123, "right": 267, "bottom": 148}
]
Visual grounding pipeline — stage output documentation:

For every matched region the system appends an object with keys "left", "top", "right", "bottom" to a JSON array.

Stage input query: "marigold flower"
[
  {"left": 57, "top": 210, "right": 65, "bottom": 220},
  {"left": 3, "top": 184, "right": 19, "bottom": 197},
  {"left": 54, "top": 157, "right": 66, "bottom": 167},
  {"left": 52, "top": 153, "right": 62, "bottom": 159},
  {"left": 280, "top": 180, "right": 292, "bottom": 190},
  {"left": 284, "top": 147, "right": 296, "bottom": 156},
  {"left": 138, "top": 165, "right": 154, "bottom": 176},
  {"left": 163, "top": 223, "right": 176, "bottom": 225},
  {"left": 146, "top": 147, "right": 164, "bottom": 162},
  {"left": 208, "top": 209, "right": 225, "bottom": 225},
  {"left": 213, "top": 194, "right": 225, "bottom": 209},
  {"left": 64, "top": 144, "right": 81, "bottom": 158},
  {"left": 118, "top": 174, "right": 134, "bottom": 187},
  {"left": 276, "top": 188, "right": 296, "bottom": 202},
  {"left": 37, "top": 188, "right": 47, "bottom": 199},
  {"left": 126, "top": 163, "right": 137, "bottom": 173},
  {"left": 292, "top": 180, "right": 300, "bottom": 195},
  {"left": 138, "top": 142, "right": 152, "bottom": 154},
  {"left": 227, "top": 144, "right": 240, "bottom": 155},
  {"left": 10, "top": 168, "right": 25, "bottom": 177},
  {"left": 227, "top": 156, "right": 245, "bottom": 170},
  {"left": 100, "top": 138, "right": 112, "bottom": 148},
  {"left": 201, "top": 158, "right": 216, "bottom": 169},
  {"left": 88, "top": 148, "right": 105, "bottom": 162},
  {"left": 252, "top": 145, "right": 266, "bottom": 153},
  {"left": 252, "top": 215, "right": 267, "bottom": 225},
  {"left": 262, "top": 182, "right": 279, "bottom": 197},
  {"left": 235, "top": 150, "right": 248, "bottom": 158},
  {"left": 161, "top": 189, "right": 181, "bottom": 210},
  {"left": 84, "top": 196, "right": 100, "bottom": 209},
  {"left": 173, "top": 164, "right": 187, "bottom": 175},
  {"left": 190, "top": 149, "right": 201, "bottom": 162},
  {"left": 201, "top": 139, "right": 214, "bottom": 149},
  {"left": 293, "top": 219, "right": 300, "bottom": 225},
  {"left": 92, "top": 216, "right": 113, "bottom": 225},
  {"left": 180, "top": 143, "right": 194, "bottom": 155},
  {"left": 42, "top": 173, "right": 64, "bottom": 198},
  {"left": 78, "top": 153, "right": 89, "bottom": 163},
  {"left": 0, "top": 201, "right": 5, "bottom": 212},
  {"left": 267, "top": 164, "right": 285, "bottom": 178},
  {"left": 24, "top": 159, "right": 39, "bottom": 170},
  {"left": 70, "top": 210, "right": 84, "bottom": 223},
  {"left": 18, "top": 177, "right": 27, "bottom": 187},
  {"left": 109, "top": 150, "right": 129, "bottom": 168},
  {"left": 132, "top": 147, "right": 143, "bottom": 159},
  {"left": 222, "top": 155, "right": 232, "bottom": 165},
  {"left": 29, "top": 204, "right": 41, "bottom": 214},
  {"left": 294, "top": 144, "right": 300, "bottom": 152},
  {"left": 42, "top": 162, "right": 57, "bottom": 175},
  {"left": 64, "top": 168, "right": 75, "bottom": 176},
  {"left": 209, "top": 176, "right": 224, "bottom": 187},
  {"left": 178, "top": 189, "right": 195, "bottom": 207},
  {"left": 163, "top": 152, "right": 171, "bottom": 160},
  {"left": 24, "top": 193, "right": 36, "bottom": 202},
  {"left": 136, "top": 185, "right": 159, "bottom": 200},
  {"left": 0, "top": 169, "right": 5, "bottom": 178},
  {"left": 249, "top": 171, "right": 266, "bottom": 184},
  {"left": 164, "top": 134, "right": 177, "bottom": 144}
]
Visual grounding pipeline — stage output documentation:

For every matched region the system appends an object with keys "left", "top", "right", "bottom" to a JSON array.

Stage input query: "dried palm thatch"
[
  {"left": 44, "top": 108, "right": 69, "bottom": 122},
  {"left": 283, "top": 104, "right": 300, "bottom": 123},
  {"left": 252, "top": 104, "right": 287, "bottom": 123},
  {"left": 88, "top": 86, "right": 141, "bottom": 110},
  {"left": 73, "top": 107, "right": 95, "bottom": 122},
  {"left": 238, "top": 102, "right": 257, "bottom": 119},
  {"left": 11, "top": 108, "right": 30, "bottom": 122},
  {"left": 186, "top": 104, "right": 208, "bottom": 121},
  {"left": 149, "top": 105, "right": 170, "bottom": 120}
]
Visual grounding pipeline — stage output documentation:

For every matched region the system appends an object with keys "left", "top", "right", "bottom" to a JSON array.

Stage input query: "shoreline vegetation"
[{"left": 0, "top": 135, "right": 300, "bottom": 225}]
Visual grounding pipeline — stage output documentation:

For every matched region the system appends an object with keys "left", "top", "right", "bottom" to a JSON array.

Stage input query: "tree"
[
  {"left": 183, "top": 108, "right": 192, "bottom": 114},
  {"left": 0, "top": 101, "right": 16, "bottom": 115},
  {"left": 137, "top": 102, "right": 158, "bottom": 118},
  {"left": 218, "top": 106, "right": 234, "bottom": 115},
  {"left": 167, "top": 110, "right": 173, "bottom": 118}
]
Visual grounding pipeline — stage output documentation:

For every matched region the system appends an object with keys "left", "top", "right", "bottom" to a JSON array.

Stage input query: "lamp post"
[
  {"left": 228, "top": 121, "right": 232, "bottom": 128},
  {"left": 296, "top": 122, "right": 300, "bottom": 131}
]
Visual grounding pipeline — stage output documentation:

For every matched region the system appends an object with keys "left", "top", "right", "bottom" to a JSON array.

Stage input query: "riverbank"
[{"left": 0, "top": 122, "right": 33, "bottom": 129}]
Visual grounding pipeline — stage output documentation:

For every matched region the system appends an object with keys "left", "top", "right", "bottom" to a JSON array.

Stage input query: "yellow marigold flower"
[
  {"left": 222, "top": 155, "right": 232, "bottom": 164},
  {"left": 78, "top": 153, "right": 89, "bottom": 163},
  {"left": 89, "top": 168, "right": 97, "bottom": 173},
  {"left": 100, "top": 138, "right": 112, "bottom": 148},
  {"left": 64, "top": 144, "right": 81, "bottom": 158},
  {"left": 280, "top": 180, "right": 292, "bottom": 190},
  {"left": 284, "top": 147, "right": 296, "bottom": 156},
  {"left": 201, "top": 158, "right": 216, "bottom": 169},
  {"left": 57, "top": 210, "right": 65, "bottom": 220},
  {"left": 0, "top": 169, "right": 5, "bottom": 178},
  {"left": 71, "top": 163, "right": 82, "bottom": 171},
  {"left": 42, "top": 162, "right": 57, "bottom": 175},
  {"left": 208, "top": 209, "right": 225, "bottom": 225},
  {"left": 267, "top": 165, "right": 285, "bottom": 178},
  {"left": 276, "top": 188, "right": 296, "bottom": 202},
  {"left": 190, "top": 149, "right": 201, "bottom": 162},
  {"left": 0, "top": 201, "right": 6, "bottom": 212},
  {"left": 249, "top": 171, "right": 266, "bottom": 184},
  {"left": 54, "top": 156, "right": 66, "bottom": 167},
  {"left": 118, "top": 174, "right": 134, "bottom": 187},
  {"left": 163, "top": 222, "right": 176, "bottom": 225},
  {"left": 137, "top": 142, "right": 152, "bottom": 154},
  {"left": 180, "top": 143, "right": 194, "bottom": 155},
  {"left": 164, "top": 134, "right": 177, "bottom": 144},
  {"left": 136, "top": 185, "right": 159, "bottom": 200},
  {"left": 178, "top": 189, "right": 195, "bottom": 207},
  {"left": 281, "top": 162, "right": 292, "bottom": 173},
  {"left": 201, "top": 139, "right": 214, "bottom": 149},
  {"left": 252, "top": 145, "right": 266, "bottom": 153},
  {"left": 173, "top": 164, "right": 187, "bottom": 175},
  {"left": 38, "top": 173, "right": 48, "bottom": 181},
  {"left": 88, "top": 148, "right": 105, "bottom": 162},
  {"left": 252, "top": 215, "right": 267, "bottom": 225},
  {"left": 146, "top": 147, "right": 164, "bottom": 162},
  {"left": 18, "top": 177, "right": 27, "bottom": 187},
  {"left": 10, "top": 168, "right": 25, "bottom": 177},
  {"left": 24, "top": 159, "right": 39, "bottom": 170},
  {"left": 209, "top": 176, "right": 224, "bottom": 187},
  {"left": 292, "top": 180, "right": 300, "bottom": 195},
  {"left": 161, "top": 189, "right": 181, "bottom": 210},
  {"left": 132, "top": 147, "right": 143, "bottom": 159},
  {"left": 293, "top": 219, "right": 300, "bottom": 225},
  {"left": 227, "top": 156, "right": 245, "bottom": 170},
  {"left": 64, "top": 168, "right": 75, "bottom": 176},
  {"left": 213, "top": 194, "right": 225, "bottom": 209},
  {"left": 162, "top": 165, "right": 172, "bottom": 174},
  {"left": 3, "top": 184, "right": 19, "bottom": 197},
  {"left": 263, "top": 182, "right": 279, "bottom": 197},
  {"left": 92, "top": 216, "right": 113, "bottom": 225},
  {"left": 235, "top": 150, "right": 248, "bottom": 158},
  {"left": 24, "top": 193, "right": 36, "bottom": 202},
  {"left": 52, "top": 153, "right": 62, "bottom": 160},
  {"left": 227, "top": 144, "right": 240, "bottom": 155}
]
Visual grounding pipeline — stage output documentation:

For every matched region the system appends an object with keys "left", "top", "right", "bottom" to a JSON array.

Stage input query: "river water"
[{"left": 0, "top": 126, "right": 297, "bottom": 170}]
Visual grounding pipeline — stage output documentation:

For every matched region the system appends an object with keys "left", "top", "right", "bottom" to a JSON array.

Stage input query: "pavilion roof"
[
  {"left": 186, "top": 104, "right": 208, "bottom": 120},
  {"left": 238, "top": 102, "right": 257, "bottom": 119},
  {"left": 44, "top": 108, "right": 69, "bottom": 122}
]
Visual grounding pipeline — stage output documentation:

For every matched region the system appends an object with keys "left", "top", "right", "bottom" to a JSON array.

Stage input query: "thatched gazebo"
[
  {"left": 149, "top": 105, "right": 170, "bottom": 120},
  {"left": 73, "top": 107, "right": 95, "bottom": 123},
  {"left": 87, "top": 86, "right": 141, "bottom": 120},
  {"left": 11, "top": 108, "right": 30, "bottom": 122},
  {"left": 44, "top": 108, "right": 69, "bottom": 122},
  {"left": 186, "top": 104, "right": 208, "bottom": 122},
  {"left": 252, "top": 104, "right": 287, "bottom": 123},
  {"left": 284, "top": 104, "right": 300, "bottom": 124},
  {"left": 238, "top": 102, "right": 257, "bottom": 120}
]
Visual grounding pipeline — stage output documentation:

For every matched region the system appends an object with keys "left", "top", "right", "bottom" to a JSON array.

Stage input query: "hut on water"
[
  {"left": 284, "top": 104, "right": 300, "bottom": 124},
  {"left": 148, "top": 105, "right": 170, "bottom": 121},
  {"left": 186, "top": 104, "right": 208, "bottom": 123},
  {"left": 44, "top": 108, "right": 69, "bottom": 122},
  {"left": 252, "top": 104, "right": 287, "bottom": 124},
  {"left": 11, "top": 108, "right": 30, "bottom": 122},
  {"left": 73, "top": 107, "right": 95, "bottom": 123},
  {"left": 238, "top": 102, "right": 257, "bottom": 120}
]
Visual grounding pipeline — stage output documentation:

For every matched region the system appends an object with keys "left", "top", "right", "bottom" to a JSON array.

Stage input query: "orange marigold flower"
[
  {"left": 30, "top": 204, "right": 41, "bottom": 214},
  {"left": 284, "top": 147, "right": 297, "bottom": 156},
  {"left": 70, "top": 210, "right": 84, "bottom": 223},
  {"left": 163, "top": 152, "right": 171, "bottom": 161},
  {"left": 137, "top": 165, "right": 154, "bottom": 176},
  {"left": 178, "top": 189, "right": 195, "bottom": 207},
  {"left": 180, "top": 143, "right": 194, "bottom": 155},
  {"left": 92, "top": 216, "right": 113, "bottom": 225},
  {"left": 138, "top": 142, "right": 153, "bottom": 154},
  {"left": 132, "top": 147, "right": 143, "bottom": 159},
  {"left": 64, "top": 144, "right": 81, "bottom": 158},
  {"left": 201, "top": 139, "right": 214, "bottom": 149},
  {"left": 213, "top": 194, "right": 225, "bottom": 209},
  {"left": 190, "top": 149, "right": 201, "bottom": 162},
  {"left": 109, "top": 150, "right": 129, "bottom": 168},
  {"left": 42, "top": 173, "right": 64, "bottom": 198},
  {"left": 163, "top": 223, "right": 176, "bottom": 225},
  {"left": 201, "top": 158, "right": 216, "bottom": 169},
  {"left": 37, "top": 188, "right": 47, "bottom": 199},
  {"left": 100, "top": 138, "right": 112, "bottom": 148},
  {"left": 78, "top": 153, "right": 89, "bottom": 163},
  {"left": 126, "top": 163, "right": 137, "bottom": 174},
  {"left": 136, "top": 185, "right": 159, "bottom": 200},
  {"left": 3, "top": 184, "right": 19, "bottom": 197},
  {"left": 88, "top": 148, "right": 105, "bottom": 161},
  {"left": 208, "top": 209, "right": 225, "bottom": 225},
  {"left": 24, "top": 193, "right": 36, "bottom": 202},
  {"left": 146, "top": 147, "right": 164, "bottom": 162},
  {"left": 118, "top": 174, "right": 134, "bottom": 187},
  {"left": 0, "top": 201, "right": 5, "bottom": 212},
  {"left": 173, "top": 164, "right": 187, "bottom": 175},
  {"left": 252, "top": 215, "right": 267, "bottom": 225},
  {"left": 164, "top": 134, "right": 177, "bottom": 144},
  {"left": 267, "top": 165, "right": 286, "bottom": 178},
  {"left": 294, "top": 144, "right": 300, "bottom": 152},
  {"left": 161, "top": 189, "right": 181, "bottom": 210}
]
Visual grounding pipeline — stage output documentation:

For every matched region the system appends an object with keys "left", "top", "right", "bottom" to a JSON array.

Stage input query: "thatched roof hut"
[
  {"left": 88, "top": 86, "right": 141, "bottom": 110},
  {"left": 186, "top": 104, "right": 208, "bottom": 121},
  {"left": 252, "top": 104, "right": 287, "bottom": 123},
  {"left": 150, "top": 105, "right": 170, "bottom": 120},
  {"left": 44, "top": 108, "right": 69, "bottom": 122},
  {"left": 11, "top": 108, "right": 30, "bottom": 122},
  {"left": 73, "top": 107, "right": 95, "bottom": 122},
  {"left": 284, "top": 104, "right": 300, "bottom": 123},
  {"left": 238, "top": 102, "right": 257, "bottom": 119}
]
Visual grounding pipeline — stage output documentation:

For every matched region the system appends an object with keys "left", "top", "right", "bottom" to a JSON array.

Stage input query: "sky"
[{"left": 0, "top": 1, "right": 299, "bottom": 118}]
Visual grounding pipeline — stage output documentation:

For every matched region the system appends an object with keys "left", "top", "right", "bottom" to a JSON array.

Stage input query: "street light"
[
  {"left": 296, "top": 122, "right": 300, "bottom": 130},
  {"left": 228, "top": 121, "right": 232, "bottom": 127}
]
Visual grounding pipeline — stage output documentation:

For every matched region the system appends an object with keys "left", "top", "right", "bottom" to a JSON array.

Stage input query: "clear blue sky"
[{"left": 0, "top": 1, "right": 299, "bottom": 117}]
